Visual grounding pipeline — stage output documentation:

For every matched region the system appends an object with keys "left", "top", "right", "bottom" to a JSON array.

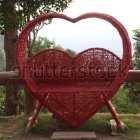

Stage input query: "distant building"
[{"left": 0, "top": 35, "right": 5, "bottom": 71}]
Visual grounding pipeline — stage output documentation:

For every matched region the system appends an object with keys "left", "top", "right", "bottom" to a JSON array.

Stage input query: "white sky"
[{"left": 38, "top": 0, "right": 140, "bottom": 58}]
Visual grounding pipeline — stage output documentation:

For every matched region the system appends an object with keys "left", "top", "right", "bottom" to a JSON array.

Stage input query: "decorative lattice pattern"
[
  {"left": 16, "top": 13, "right": 131, "bottom": 127},
  {"left": 28, "top": 48, "right": 121, "bottom": 91}
]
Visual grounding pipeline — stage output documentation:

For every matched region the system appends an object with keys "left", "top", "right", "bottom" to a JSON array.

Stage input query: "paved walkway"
[{"left": 51, "top": 131, "right": 97, "bottom": 139}]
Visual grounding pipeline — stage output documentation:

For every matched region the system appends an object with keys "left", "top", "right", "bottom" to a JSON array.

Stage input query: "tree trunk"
[
  {"left": 4, "top": 30, "right": 19, "bottom": 115},
  {"left": 24, "top": 87, "right": 36, "bottom": 116}
]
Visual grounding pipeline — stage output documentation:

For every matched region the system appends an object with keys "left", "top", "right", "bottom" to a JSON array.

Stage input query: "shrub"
[
  {"left": 0, "top": 97, "right": 6, "bottom": 116},
  {"left": 112, "top": 87, "right": 140, "bottom": 113}
]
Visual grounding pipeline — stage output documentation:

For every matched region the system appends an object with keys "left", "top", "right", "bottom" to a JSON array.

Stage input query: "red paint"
[{"left": 16, "top": 13, "right": 131, "bottom": 127}]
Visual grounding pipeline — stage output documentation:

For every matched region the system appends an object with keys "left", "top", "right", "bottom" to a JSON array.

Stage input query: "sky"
[{"left": 38, "top": 0, "right": 140, "bottom": 58}]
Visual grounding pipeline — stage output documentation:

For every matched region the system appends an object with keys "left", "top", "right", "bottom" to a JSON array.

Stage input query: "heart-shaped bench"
[{"left": 16, "top": 13, "right": 131, "bottom": 128}]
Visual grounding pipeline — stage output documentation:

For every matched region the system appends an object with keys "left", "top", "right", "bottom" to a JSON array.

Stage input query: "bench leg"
[
  {"left": 25, "top": 101, "right": 43, "bottom": 132},
  {"left": 104, "top": 99, "right": 125, "bottom": 131}
]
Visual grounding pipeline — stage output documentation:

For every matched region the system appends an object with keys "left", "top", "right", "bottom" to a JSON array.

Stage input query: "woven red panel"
[{"left": 15, "top": 13, "right": 131, "bottom": 127}]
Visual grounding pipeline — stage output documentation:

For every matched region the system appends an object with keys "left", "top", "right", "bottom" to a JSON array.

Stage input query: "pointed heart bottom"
[
  {"left": 28, "top": 48, "right": 122, "bottom": 127},
  {"left": 43, "top": 92, "right": 110, "bottom": 127}
]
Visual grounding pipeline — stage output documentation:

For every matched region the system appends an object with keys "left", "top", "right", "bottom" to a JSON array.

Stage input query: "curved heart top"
[
  {"left": 15, "top": 13, "right": 131, "bottom": 127},
  {"left": 28, "top": 48, "right": 121, "bottom": 93}
]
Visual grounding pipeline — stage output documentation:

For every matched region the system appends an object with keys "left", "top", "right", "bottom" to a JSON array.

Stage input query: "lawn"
[{"left": 0, "top": 113, "right": 140, "bottom": 139}]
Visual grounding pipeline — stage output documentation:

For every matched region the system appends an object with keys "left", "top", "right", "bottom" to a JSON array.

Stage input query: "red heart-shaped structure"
[{"left": 16, "top": 13, "right": 131, "bottom": 127}]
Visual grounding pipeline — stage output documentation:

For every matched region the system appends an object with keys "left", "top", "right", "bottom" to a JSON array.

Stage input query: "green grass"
[
  {"left": 0, "top": 138, "right": 10, "bottom": 140},
  {"left": 31, "top": 113, "right": 112, "bottom": 134},
  {"left": 1, "top": 113, "right": 140, "bottom": 139},
  {"left": 14, "top": 113, "right": 140, "bottom": 139},
  {"left": 120, "top": 114, "right": 140, "bottom": 140}
]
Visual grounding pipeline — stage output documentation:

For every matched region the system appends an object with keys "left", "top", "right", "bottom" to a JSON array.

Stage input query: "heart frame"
[{"left": 15, "top": 13, "right": 131, "bottom": 129}]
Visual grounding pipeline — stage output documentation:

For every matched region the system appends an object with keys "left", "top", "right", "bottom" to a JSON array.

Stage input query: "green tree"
[
  {"left": 32, "top": 37, "right": 63, "bottom": 55},
  {"left": 33, "top": 36, "right": 76, "bottom": 56},
  {"left": 65, "top": 48, "right": 76, "bottom": 56},
  {"left": 126, "top": 29, "right": 140, "bottom": 105},
  {"left": 132, "top": 29, "right": 140, "bottom": 69},
  {"left": 0, "top": 0, "right": 72, "bottom": 115}
]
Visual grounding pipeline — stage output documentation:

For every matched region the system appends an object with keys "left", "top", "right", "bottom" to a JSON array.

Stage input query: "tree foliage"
[
  {"left": 0, "top": 0, "right": 72, "bottom": 30},
  {"left": 126, "top": 29, "right": 140, "bottom": 105},
  {"left": 32, "top": 37, "right": 62, "bottom": 55},
  {"left": 32, "top": 36, "right": 76, "bottom": 56},
  {"left": 0, "top": 0, "right": 72, "bottom": 115},
  {"left": 0, "top": 0, "right": 73, "bottom": 57},
  {"left": 132, "top": 29, "right": 140, "bottom": 69},
  {"left": 65, "top": 48, "right": 76, "bottom": 56}
]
